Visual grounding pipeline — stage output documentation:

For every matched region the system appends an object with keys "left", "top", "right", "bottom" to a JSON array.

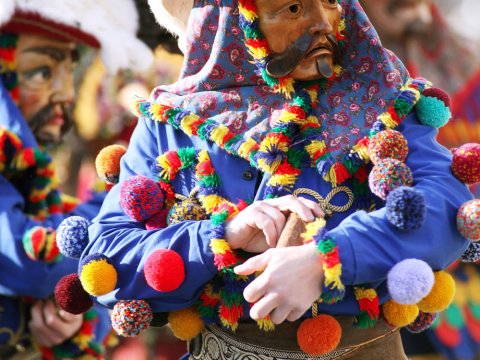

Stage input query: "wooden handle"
[{"left": 276, "top": 213, "right": 306, "bottom": 248}]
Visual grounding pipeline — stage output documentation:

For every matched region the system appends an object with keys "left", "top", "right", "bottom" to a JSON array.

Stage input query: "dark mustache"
[
  {"left": 266, "top": 33, "right": 339, "bottom": 79},
  {"left": 29, "top": 103, "right": 74, "bottom": 138}
]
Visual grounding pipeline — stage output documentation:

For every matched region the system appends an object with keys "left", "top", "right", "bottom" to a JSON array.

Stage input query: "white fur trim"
[
  {"left": 0, "top": 0, "right": 153, "bottom": 73},
  {"left": 147, "top": 0, "right": 193, "bottom": 53}
]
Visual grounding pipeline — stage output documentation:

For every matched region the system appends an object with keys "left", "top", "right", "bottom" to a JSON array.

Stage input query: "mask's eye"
[
  {"left": 324, "top": 0, "right": 338, "bottom": 6},
  {"left": 288, "top": 4, "right": 301, "bottom": 14}
]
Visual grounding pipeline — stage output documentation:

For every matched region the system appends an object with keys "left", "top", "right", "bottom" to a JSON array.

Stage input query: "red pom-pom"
[
  {"left": 55, "top": 273, "right": 93, "bottom": 314},
  {"left": 120, "top": 176, "right": 164, "bottom": 222},
  {"left": 95, "top": 145, "right": 127, "bottom": 184},
  {"left": 422, "top": 87, "right": 451, "bottom": 109},
  {"left": 297, "top": 315, "right": 342, "bottom": 355},
  {"left": 451, "top": 143, "right": 480, "bottom": 184},
  {"left": 144, "top": 249, "right": 185, "bottom": 292}
]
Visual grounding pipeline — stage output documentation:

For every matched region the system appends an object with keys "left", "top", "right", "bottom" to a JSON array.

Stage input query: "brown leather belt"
[{"left": 188, "top": 316, "right": 407, "bottom": 359}]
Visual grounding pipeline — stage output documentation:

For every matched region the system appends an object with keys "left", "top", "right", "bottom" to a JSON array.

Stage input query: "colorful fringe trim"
[
  {"left": 0, "top": 33, "right": 19, "bottom": 103},
  {"left": 302, "top": 219, "right": 344, "bottom": 304},
  {"left": 353, "top": 287, "right": 380, "bottom": 328}
]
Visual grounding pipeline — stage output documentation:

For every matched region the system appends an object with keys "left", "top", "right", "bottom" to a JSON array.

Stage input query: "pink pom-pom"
[
  {"left": 368, "top": 130, "right": 408, "bottom": 165},
  {"left": 457, "top": 199, "right": 480, "bottom": 242},
  {"left": 144, "top": 249, "right": 185, "bottom": 292},
  {"left": 368, "top": 158, "right": 413, "bottom": 200}
]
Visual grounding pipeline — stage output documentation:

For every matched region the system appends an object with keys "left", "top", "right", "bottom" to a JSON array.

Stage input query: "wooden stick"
[{"left": 276, "top": 213, "right": 306, "bottom": 248}]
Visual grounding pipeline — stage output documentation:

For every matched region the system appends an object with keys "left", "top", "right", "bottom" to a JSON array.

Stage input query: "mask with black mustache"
[
  {"left": 28, "top": 103, "right": 74, "bottom": 146},
  {"left": 266, "top": 32, "right": 340, "bottom": 79}
]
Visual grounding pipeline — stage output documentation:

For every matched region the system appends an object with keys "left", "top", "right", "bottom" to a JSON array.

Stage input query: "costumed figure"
[
  {"left": 61, "top": 0, "right": 479, "bottom": 359},
  {"left": 0, "top": 0, "right": 152, "bottom": 358},
  {"left": 360, "top": 1, "right": 480, "bottom": 359}
]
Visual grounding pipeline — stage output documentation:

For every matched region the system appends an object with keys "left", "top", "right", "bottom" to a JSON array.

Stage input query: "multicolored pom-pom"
[
  {"left": 416, "top": 87, "right": 451, "bottom": 128},
  {"left": 55, "top": 273, "right": 93, "bottom": 314},
  {"left": 111, "top": 300, "right": 153, "bottom": 337},
  {"left": 387, "top": 259, "right": 434, "bottom": 305},
  {"left": 56, "top": 216, "right": 89, "bottom": 259},
  {"left": 457, "top": 199, "right": 480, "bottom": 241},
  {"left": 168, "top": 307, "right": 204, "bottom": 340},
  {"left": 382, "top": 300, "right": 419, "bottom": 327},
  {"left": 120, "top": 175, "right": 165, "bottom": 222},
  {"left": 451, "top": 143, "right": 480, "bottom": 184},
  {"left": 386, "top": 187, "right": 426, "bottom": 231},
  {"left": 460, "top": 242, "right": 480, "bottom": 263},
  {"left": 145, "top": 209, "right": 168, "bottom": 230},
  {"left": 368, "top": 130, "right": 408, "bottom": 165},
  {"left": 79, "top": 254, "right": 117, "bottom": 296},
  {"left": 167, "top": 199, "right": 208, "bottom": 225},
  {"left": 417, "top": 271, "right": 455, "bottom": 313},
  {"left": 296, "top": 315, "right": 342, "bottom": 355},
  {"left": 95, "top": 144, "right": 127, "bottom": 184},
  {"left": 144, "top": 249, "right": 185, "bottom": 292},
  {"left": 406, "top": 311, "right": 437, "bottom": 333},
  {"left": 22, "top": 226, "right": 61, "bottom": 263},
  {"left": 368, "top": 158, "right": 413, "bottom": 200}
]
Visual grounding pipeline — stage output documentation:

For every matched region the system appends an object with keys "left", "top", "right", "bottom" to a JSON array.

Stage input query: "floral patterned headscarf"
[{"left": 151, "top": 0, "right": 409, "bottom": 159}]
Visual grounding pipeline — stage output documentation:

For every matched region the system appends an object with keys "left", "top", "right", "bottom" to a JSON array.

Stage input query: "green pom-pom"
[{"left": 416, "top": 95, "right": 451, "bottom": 128}]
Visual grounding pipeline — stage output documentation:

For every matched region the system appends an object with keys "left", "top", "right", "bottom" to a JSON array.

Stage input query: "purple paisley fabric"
[{"left": 151, "top": 0, "right": 409, "bottom": 159}]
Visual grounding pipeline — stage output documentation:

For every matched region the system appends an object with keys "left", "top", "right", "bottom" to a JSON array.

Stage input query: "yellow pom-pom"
[
  {"left": 168, "top": 307, "right": 204, "bottom": 340},
  {"left": 80, "top": 254, "right": 117, "bottom": 296},
  {"left": 417, "top": 271, "right": 455, "bottom": 312},
  {"left": 382, "top": 300, "right": 419, "bottom": 327},
  {"left": 95, "top": 144, "right": 127, "bottom": 184}
]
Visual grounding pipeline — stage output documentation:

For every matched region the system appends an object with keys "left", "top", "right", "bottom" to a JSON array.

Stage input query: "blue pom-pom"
[
  {"left": 56, "top": 216, "right": 90, "bottom": 259},
  {"left": 416, "top": 95, "right": 451, "bottom": 128},
  {"left": 386, "top": 187, "right": 426, "bottom": 231},
  {"left": 387, "top": 259, "right": 434, "bottom": 304},
  {"left": 460, "top": 242, "right": 480, "bottom": 263}
]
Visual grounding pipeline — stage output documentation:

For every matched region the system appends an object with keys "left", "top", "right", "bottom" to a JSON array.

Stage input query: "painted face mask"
[{"left": 257, "top": 0, "right": 343, "bottom": 81}]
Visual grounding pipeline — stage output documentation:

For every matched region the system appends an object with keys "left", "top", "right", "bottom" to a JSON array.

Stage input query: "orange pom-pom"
[
  {"left": 95, "top": 144, "right": 127, "bottom": 184},
  {"left": 168, "top": 307, "right": 204, "bottom": 340},
  {"left": 417, "top": 271, "right": 455, "bottom": 313},
  {"left": 297, "top": 315, "right": 342, "bottom": 355},
  {"left": 382, "top": 300, "right": 419, "bottom": 327}
]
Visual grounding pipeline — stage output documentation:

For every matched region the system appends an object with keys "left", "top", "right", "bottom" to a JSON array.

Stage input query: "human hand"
[
  {"left": 234, "top": 243, "right": 324, "bottom": 324},
  {"left": 225, "top": 195, "right": 323, "bottom": 253},
  {"left": 29, "top": 299, "right": 83, "bottom": 347}
]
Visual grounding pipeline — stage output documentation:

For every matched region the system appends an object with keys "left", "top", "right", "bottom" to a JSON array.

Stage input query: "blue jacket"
[{"left": 86, "top": 107, "right": 472, "bottom": 316}]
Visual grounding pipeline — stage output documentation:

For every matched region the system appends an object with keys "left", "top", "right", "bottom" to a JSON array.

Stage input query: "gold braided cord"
[{"left": 293, "top": 186, "right": 354, "bottom": 216}]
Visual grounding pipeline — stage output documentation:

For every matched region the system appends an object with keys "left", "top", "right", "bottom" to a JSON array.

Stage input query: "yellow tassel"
[
  {"left": 323, "top": 168, "right": 338, "bottom": 187},
  {"left": 334, "top": 64, "right": 343, "bottom": 76},
  {"left": 354, "top": 287, "right": 377, "bottom": 301},
  {"left": 197, "top": 149, "right": 210, "bottom": 164},
  {"left": 210, "top": 239, "right": 231, "bottom": 254},
  {"left": 276, "top": 112, "right": 303, "bottom": 124},
  {"left": 148, "top": 103, "right": 166, "bottom": 121},
  {"left": 238, "top": 138, "right": 258, "bottom": 160},
  {"left": 276, "top": 78, "right": 295, "bottom": 99},
  {"left": 268, "top": 173, "right": 297, "bottom": 187},
  {"left": 238, "top": 5, "right": 258, "bottom": 23},
  {"left": 180, "top": 114, "right": 201, "bottom": 135},
  {"left": 257, "top": 318, "right": 275, "bottom": 331},
  {"left": 339, "top": 19, "right": 346, "bottom": 32},
  {"left": 247, "top": 46, "right": 269, "bottom": 60},
  {"left": 257, "top": 158, "right": 282, "bottom": 174},
  {"left": 211, "top": 125, "right": 230, "bottom": 146},
  {"left": 378, "top": 113, "right": 398, "bottom": 129},
  {"left": 352, "top": 143, "right": 370, "bottom": 160},
  {"left": 156, "top": 154, "right": 173, "bottom": 181},
  {"left": 200, "top": 194, "right": 226, "bottom": 213},
  {"left": 307, "top": 89, "right": 318, "bottom": 102},
  {"left": 302, "top": 218, "right": 327, "bottom": 243},
  {"left": 324, "top": 264, "right": 344, "bottom": 290},
  {"left": 305, "top": 140, "right": 326, "bottom": 155}
]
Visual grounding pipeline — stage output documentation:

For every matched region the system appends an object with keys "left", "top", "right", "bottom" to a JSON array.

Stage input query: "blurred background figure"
[{"left": 360, "top": 1, "right": 480, "bottom": 359}]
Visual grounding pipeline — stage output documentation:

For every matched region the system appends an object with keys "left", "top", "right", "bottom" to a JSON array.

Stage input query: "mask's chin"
[
  {"left": 35, "top": 127, "right": 63, "bottom": 147},
  {"left": 290, "top": 54, "right": 334, "bottom": 81}
]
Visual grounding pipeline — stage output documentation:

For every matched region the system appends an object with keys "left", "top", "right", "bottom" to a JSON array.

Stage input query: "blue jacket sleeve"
[
  {"left": 329, "top": 112, "right": 472, "bottom": 285},
  {"left": 85, "top": 118, "right": 217, "bottom": 312},
  {"left": 0, "top": 177, "right": 106, "bottom": 298}
]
